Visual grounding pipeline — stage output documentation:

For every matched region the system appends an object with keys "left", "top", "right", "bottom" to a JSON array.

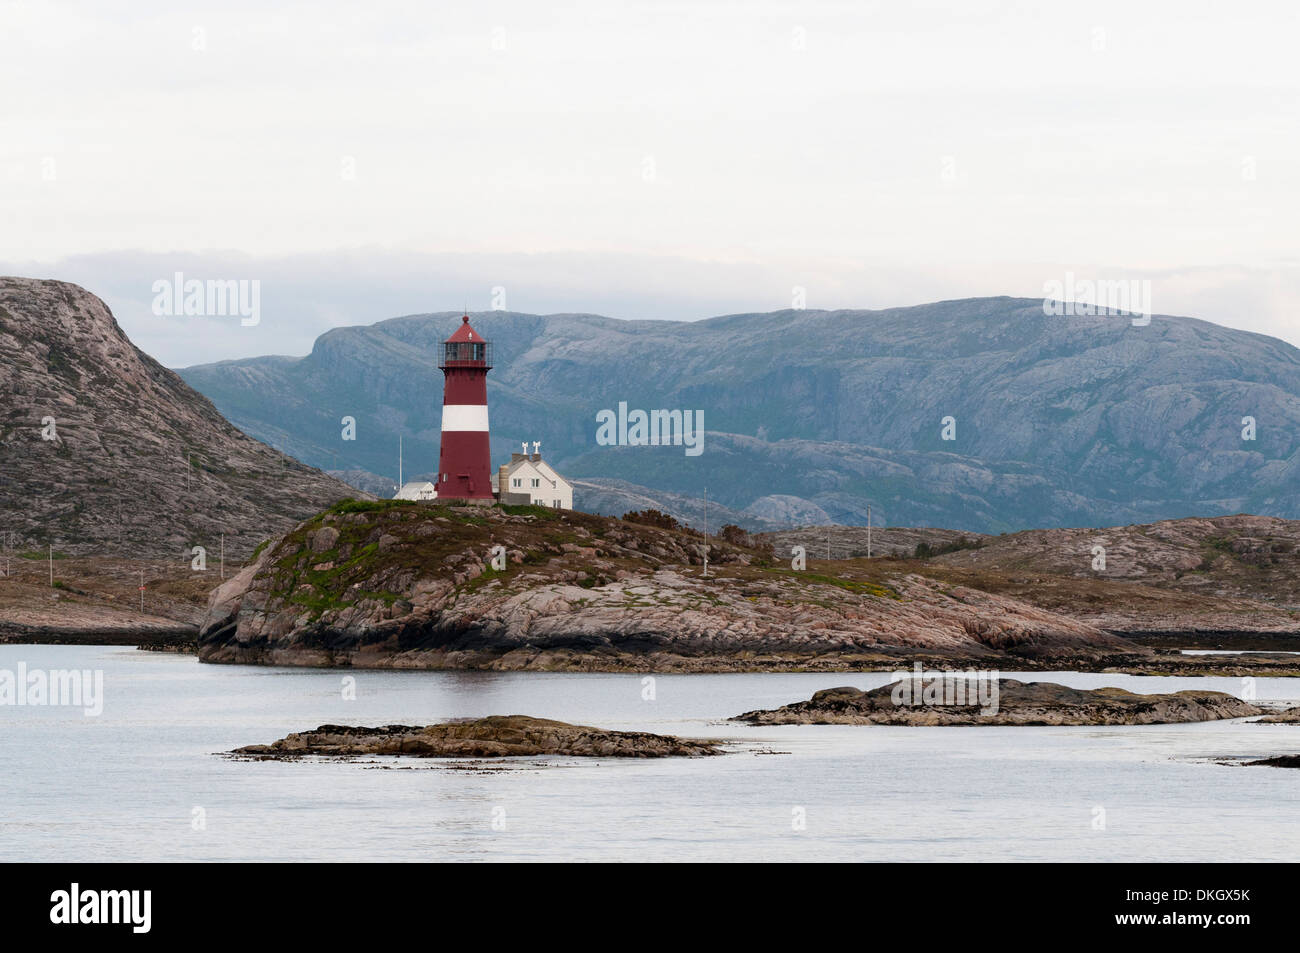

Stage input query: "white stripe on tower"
[{"left": 441, "top": 404, "right": 489, "bottom": 432}]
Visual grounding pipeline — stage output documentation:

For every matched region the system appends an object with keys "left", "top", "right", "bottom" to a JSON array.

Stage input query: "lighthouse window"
[{"left": 442, "top": 339, "right": 493, "bottom": 367}]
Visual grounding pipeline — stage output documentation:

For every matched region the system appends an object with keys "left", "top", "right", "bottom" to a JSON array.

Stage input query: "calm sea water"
[{"left": 2, "top": 644, "right": 1299, "bottom": 862}]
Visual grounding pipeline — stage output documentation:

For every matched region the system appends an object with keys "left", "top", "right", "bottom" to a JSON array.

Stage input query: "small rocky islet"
[
  {"left": 1247, "top": 706, "right": 1300, "bottom": 766},
  {"left": 1255, "top": 706, "right": 1300, "bottom": 724},
  {"left": 229, "top": 691, "right": 1300, "bottom": 769},
  {"left": 1245, "top": 755, "right": 1300, "bottom": 768},
  {"left": 732, "top": 678, "right": 1264, "bottom": 726},
  {"left": 232, "top": 715, "right": 722, "bottom": 760}
]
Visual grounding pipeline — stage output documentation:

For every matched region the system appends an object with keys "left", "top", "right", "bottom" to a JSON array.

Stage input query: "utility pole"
[{"left": 702, "top": 487, "right": 708, "bottom": 578}]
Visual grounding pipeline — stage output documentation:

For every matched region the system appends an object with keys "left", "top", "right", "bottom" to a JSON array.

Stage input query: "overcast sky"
[{"left": 3, "top": 0, "right": 1297, "bottom": 366}]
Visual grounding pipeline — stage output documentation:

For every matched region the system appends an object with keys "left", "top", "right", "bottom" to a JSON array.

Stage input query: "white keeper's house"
[{"left": 497, "top": 441, "right": 573, "bottom": 510}]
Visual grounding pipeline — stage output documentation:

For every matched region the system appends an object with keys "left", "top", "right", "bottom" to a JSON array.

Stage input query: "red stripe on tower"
[{"left": 435, "top": 315, "right": 493, "bottom": 500}]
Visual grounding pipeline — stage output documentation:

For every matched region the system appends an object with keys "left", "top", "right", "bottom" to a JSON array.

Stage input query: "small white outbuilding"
[{"left": 393, "top": 481, "right": 437, "bottom": 501}]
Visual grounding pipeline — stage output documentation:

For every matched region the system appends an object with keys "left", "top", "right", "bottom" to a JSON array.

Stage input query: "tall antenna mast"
[{"left": 398, "top": 434, "right": 403, "bottom": 487}]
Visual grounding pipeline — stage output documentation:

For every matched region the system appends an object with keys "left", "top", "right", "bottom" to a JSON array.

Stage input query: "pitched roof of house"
[{"left": 501, "top": 455, "right": 571, "bottom": 488}]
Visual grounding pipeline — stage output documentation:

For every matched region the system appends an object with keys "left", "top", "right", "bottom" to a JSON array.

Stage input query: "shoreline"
[
  {"left": 0, "top": 625, "right": 197, "bottom": 650},
  {"left": 5, "top": 630, "right": 1300, "bottom": 676},
  {"left": 170, "top": 644, "right": 1300, "bottom": 676}
]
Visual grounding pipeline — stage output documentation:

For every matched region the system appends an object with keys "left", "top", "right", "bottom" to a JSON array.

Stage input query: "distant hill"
[
  {"left": 0, "top": 278, "right": 359, "bottom": 557},
  {"left": 177, "top": 298, "right": 1300, "bottom": 532}
]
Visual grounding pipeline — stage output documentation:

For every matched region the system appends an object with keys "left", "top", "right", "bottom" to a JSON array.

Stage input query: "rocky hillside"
[
  {"left": 759, "top": 514, "right": 1300, "bottom": 638},
  {"left": 0, "top": 554, "right": 211, "bottom": 641},
  {"left": 759, "top": 525, "right": 990, "bottom": 559},
  {"left": 198, "top": 499, "right": 1137, "bottom": 672},
  {"left": 918, "top": 514, "right": 1300, "bottom": 634},
  {"left": 930, "top": 514, "right": 1300, "bottom": 594},
  {"left": 0, "top": 278, "right": 359, "bottom": 557},
  {"left": 179, "top": 298, "right": 1300, "bottom": 532}
]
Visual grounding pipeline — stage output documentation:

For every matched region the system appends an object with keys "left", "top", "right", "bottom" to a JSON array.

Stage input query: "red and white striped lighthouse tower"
[{"left": 435, "top": 315, "right": 494, "bottom": 500}]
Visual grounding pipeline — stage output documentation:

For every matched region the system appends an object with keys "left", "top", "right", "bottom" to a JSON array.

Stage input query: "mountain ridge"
[{"left": 178, "top": 296, "right": 1300, "bottom": 532}]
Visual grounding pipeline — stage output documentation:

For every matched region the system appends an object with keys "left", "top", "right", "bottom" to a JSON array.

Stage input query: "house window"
[
  {"left": 553, "top": 499, "right": 560, "bottom": 508},
  {"left": 531, "top": 478, "right": 540, "bottom": 488},
  {"left": 512, "top": 478, "right": 521, "bottom": 488}
]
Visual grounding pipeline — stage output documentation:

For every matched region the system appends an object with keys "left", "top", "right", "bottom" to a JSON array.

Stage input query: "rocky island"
[
  {"left": 232, "top": 715, "right": 721, "bottom": 759},
  {"left": 733, "top": 679, "right": 1262, "bottom": 726},
  {"left": 1244, "top": 755, "right": 1300, "bottom": 768},
  {"left": 1255, "top": 706, "right": 1300, "bottom": 724},
  {"left": 198, "top": 499, "right": 1140, "bottom": 672}
]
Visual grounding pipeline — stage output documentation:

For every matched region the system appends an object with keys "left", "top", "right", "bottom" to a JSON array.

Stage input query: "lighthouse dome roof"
[{"left": 445, "top": 314, "right": 487, "bottom": 344}]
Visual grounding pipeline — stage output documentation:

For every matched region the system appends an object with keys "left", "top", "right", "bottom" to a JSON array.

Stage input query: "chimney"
[{"left": 498, "top": 464, "right": 508, "bottom": 496}]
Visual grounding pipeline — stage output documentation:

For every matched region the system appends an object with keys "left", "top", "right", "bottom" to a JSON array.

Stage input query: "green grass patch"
[
  {"left": 327, "top": 498, "right": 416, "bottom": 516},
  {"left": 1196, "top": 534, "right": 1238, "bottom": 571},
  {"left": 498, "top": 503, "right": 563, "bottom": 520},
  {"left": 286, "top": 587, "right": 353, "bottom": 615},
  {"left": 441, "top": 510, "right": 491, "bottom": 526},
  {"left": 913, "top": 536, "right": 985, "bottom": 559}
]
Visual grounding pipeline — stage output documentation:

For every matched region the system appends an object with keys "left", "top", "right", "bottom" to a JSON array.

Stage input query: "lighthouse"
[{"left": 435, "top": 315, "right": 494, "bottom": 500}]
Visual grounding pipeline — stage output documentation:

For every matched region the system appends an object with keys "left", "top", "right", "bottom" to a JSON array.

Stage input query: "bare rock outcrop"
[
  {"left": 733, "top": 678, "right": 1262, "bottom": 726},
  {"left": 232, "top": 715, "right": 721, "bottom": 758},
  {"left": 1255, "top": 706, "right": 1300, "bottom": 724},
  {"left": 1245, "top": 755, "right": 1300, "bottom": 768}
]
